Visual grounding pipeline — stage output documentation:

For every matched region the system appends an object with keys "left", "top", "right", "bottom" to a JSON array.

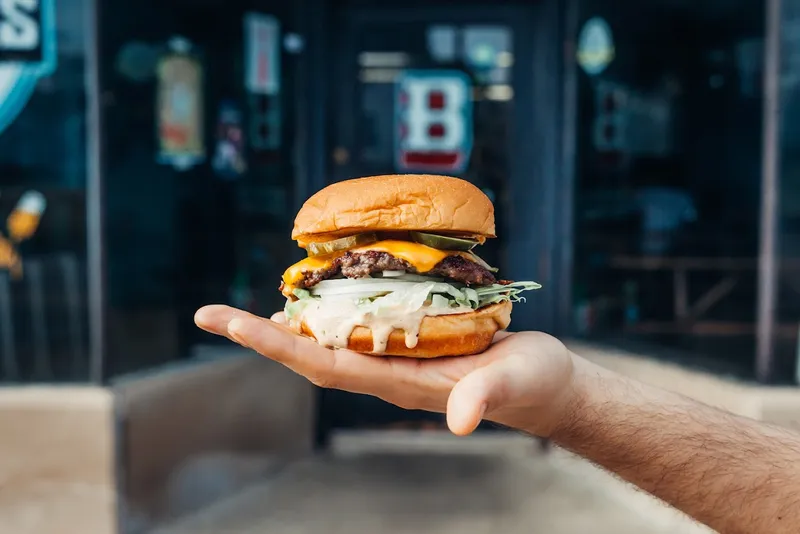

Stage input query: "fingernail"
[{"left": 227, "top": 318, "right": 250, "bottom": 348}]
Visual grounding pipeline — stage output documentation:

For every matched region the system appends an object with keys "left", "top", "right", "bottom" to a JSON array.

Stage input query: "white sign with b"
[{"left": 395, "top": 70, "right": 473, "bottom": 173}]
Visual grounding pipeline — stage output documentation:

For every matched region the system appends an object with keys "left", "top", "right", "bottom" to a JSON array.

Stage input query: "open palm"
[{"left": 195, "top": 305, "right": 574, "bottom": 436}]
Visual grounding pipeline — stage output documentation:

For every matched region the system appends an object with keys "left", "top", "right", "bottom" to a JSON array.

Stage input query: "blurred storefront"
[
  {"left": 0, "top": 0, "right": 798, "bottom": 532},
  {"left": 0, "top": 0, "right": 91, "bottom": 384},
  {"left": 568, "top": 0, "right": 770, "bottom": 379},
  {"left": 567, "top": 0, "right": 799, "bottom": 387}
]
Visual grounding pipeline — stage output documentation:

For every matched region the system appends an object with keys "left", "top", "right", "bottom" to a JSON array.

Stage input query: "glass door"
[{"left": 317, "top": 3, "right": 543, "bottom": 442}]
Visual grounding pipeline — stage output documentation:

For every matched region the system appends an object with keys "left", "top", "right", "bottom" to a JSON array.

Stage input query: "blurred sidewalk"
[
  {"left": 152, "top": 343, "right": 800, "bottom": 534},
  {"left": 154, "top": 431, "right": 712, "bottom": 534},
  {"left": 6, "top": 343, "right": 800, "bottom": 534}
]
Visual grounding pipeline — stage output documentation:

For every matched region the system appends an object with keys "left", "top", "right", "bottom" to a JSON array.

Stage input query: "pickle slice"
[
  {"left": 466, "top": 251, "right": 499, "bottom": 273},
  {"left": 306, "top": 233, "right": 377, "bottom": 257},
  {"left": 410, "top": 231, "right": 478, "bottom": 251}
]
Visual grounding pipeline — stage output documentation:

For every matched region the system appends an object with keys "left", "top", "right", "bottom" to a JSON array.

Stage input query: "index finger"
[
  {"left": 195, "top": 305, "right": 331, "bottom": 376},
  {"left": 195, "top": 305, "right": 289, "bottom": 344},
  {"left": 197, "top": 305, "right": 465, "bottom": 399},
  {"left": 226, "top": 314, "right": 407, "bottom": 394},
  {"left": 227, "top": 314, "right": 335, "bottom": 382}
]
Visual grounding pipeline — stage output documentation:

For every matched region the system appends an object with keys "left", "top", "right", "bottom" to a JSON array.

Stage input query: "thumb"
[{"left": 446, "top": 353, "right": 528, "bottom": 436}]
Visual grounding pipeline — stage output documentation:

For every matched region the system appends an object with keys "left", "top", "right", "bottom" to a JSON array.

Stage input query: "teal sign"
[{"left": 0, "top": 0, "right": 57, "bottom": 134}]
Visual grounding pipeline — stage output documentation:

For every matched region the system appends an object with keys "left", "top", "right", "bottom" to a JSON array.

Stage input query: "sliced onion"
[
  {"left": 310, "top": 280, "right": 424, "bottom": 296},
  {"left": 430, "top": 294, "right": 451, "bottom": 309},
  {"left": 308, "top": 276, "right": 457, "bottom": 298},
  {"left": 312, "top": 289, "right": 392, "bottom": 299},
  {"left": 389, "top": 273, "right": 446, "bottom": 283},
  {"left": 381, "top": 270, "right": 405, "bottom": 277},
  {"left": 313, "top": 278, "right": 416, "bottom": 289},
  {"left": 312, "top": 275, "right": 443, "bottom": 290}
]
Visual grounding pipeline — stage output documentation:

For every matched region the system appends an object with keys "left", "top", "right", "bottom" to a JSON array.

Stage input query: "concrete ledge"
[
  {"left": 330, "top": 429, "right": 537, "bottom": 457},
  {"left": 0, "top": 386, "right": 116, "bottom": 534},
  {"left": 113, "top": 347, "right": 316, "bottom": 532}
]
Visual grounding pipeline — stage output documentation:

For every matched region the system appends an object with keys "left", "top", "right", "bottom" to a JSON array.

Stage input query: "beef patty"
[{"left": 294, "top": 251, "right": 497, "bottom": 289}]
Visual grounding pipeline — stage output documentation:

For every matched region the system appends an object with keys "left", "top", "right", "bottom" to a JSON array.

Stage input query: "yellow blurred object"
[
  {"left": 7, "top": 191, "right": 46, "bottom": 242},
  {"left": 0, "top": 236, "right": 22, "bottom": 279}
]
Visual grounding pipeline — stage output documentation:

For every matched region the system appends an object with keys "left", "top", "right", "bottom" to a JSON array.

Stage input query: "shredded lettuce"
[
  {"left": 293, "top": 288, "right": 312, "bottom": 299},
  {"left": 284, "top": 280, "right": 541, "bottom": 318},
  {"left": 473, "top": 282, "right": 542, "bottom": 304},
  {"left": 430, "top": 294, "right": 450, "bottom": 309},
  {"left": 285, "top": 288, "right": 314, "bottom": 320}
]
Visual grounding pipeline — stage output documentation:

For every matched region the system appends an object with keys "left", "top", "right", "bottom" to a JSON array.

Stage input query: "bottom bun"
[{"left": 293, "top": 301, "right": 512, "bottom": 358}]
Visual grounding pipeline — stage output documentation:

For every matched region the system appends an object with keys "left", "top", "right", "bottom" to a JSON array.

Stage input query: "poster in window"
[
  {"left": 156, "top": 47, "right": 204, "bottom": 170},
  {"left": 244, "top": 13, "right": 280, "bottom": 96}
]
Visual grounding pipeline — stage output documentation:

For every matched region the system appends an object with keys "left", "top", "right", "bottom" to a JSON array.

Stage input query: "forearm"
[{"left": 551, "top": 355, "right": 800, "bottom": 534}]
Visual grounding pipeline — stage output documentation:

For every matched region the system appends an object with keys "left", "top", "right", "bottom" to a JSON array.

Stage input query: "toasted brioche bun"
[
  {"left": 291, "top": 301, "right": 512, "bottom": 358},
  {"left": 292, "top": 174, "right": 495, "bottom": 242}
]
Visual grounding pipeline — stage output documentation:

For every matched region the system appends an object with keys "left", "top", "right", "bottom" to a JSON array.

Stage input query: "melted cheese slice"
[
  {"left": 351, "top": 240, "right": 451, "bottom": 272},
  {"left": 282, "top": 240, "right": 468, "bottom": 293},
  {"left": 282, "top": 256, "right": 336, "bottom": 289}
]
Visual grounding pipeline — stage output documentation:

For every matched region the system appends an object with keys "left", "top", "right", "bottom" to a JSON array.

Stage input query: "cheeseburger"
[{"left": 281, "top": 174, "right": 540, "bottom": 358}]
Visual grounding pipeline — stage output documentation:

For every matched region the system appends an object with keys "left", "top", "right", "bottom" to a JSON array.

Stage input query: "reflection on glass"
[
  {"left": 426, "top": 26, "right": 457, "bottom": 63},
  {"left": 463, "top": 26, "right": 511, "bottom": 69},
  {"left": 571, "top": 1, "right": 765, "bottom": 380}
]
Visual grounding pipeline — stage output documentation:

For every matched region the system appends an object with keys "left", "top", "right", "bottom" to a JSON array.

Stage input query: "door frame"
[{"left": 304, "top": 0, "right": 571, "bottom": 446}]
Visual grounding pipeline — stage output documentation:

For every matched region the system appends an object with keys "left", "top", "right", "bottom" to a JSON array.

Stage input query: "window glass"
[
  {"left": 776, "top": 0, "right": 800, "bottom": 381},
  {"left": 102, "top": 0, "right": 298, "bottom": 378},
  {"left": 350, "top": 22, "right": 515, "bottom": 270},
  {"left": 0, "top": 0, "right": 90, "bottom": 383},
  {"left": 571, "top": 0, "right": 766, "bottom": 379}
]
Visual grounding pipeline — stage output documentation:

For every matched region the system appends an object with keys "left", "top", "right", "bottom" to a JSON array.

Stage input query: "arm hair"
[{"left": 552, "top": 357, "right": 800, "bottom": 534}]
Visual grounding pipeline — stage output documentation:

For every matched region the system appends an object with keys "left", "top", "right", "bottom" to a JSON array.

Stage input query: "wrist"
[
  {"left": 500, "top": 351, "right": 592, "bottom": 439},
  {"left": 540, "top": 352, "right": 601, "bottom": 440}
]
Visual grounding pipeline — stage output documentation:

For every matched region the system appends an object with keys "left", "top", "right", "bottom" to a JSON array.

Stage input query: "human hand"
[{"left": 194, "top": 305, "right": 577, "bottom": 437}]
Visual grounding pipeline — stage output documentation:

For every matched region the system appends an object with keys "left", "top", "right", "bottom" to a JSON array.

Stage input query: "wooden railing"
[{"left": 608, "top": 255, "right": 800, "bottom": 337}]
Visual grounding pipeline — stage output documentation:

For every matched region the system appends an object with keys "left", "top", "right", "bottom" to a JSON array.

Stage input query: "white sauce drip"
[{"left": 293, "top": 296, "right": 472, "bottom": 352}]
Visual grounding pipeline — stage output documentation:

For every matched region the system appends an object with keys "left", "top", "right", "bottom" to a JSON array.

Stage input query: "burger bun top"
[{"left": 292, "top": 174, "right": 495, "bottom": 242}]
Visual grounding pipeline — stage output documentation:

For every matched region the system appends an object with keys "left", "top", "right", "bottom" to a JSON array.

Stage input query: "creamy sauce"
[{"left": 290, "top": 296, "right": 472, "bottom": 352}]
